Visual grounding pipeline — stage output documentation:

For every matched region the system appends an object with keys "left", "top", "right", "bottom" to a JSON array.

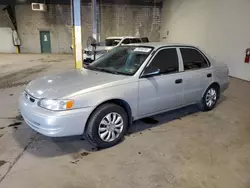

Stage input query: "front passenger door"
[{"left": 138, "top": 48, "right": 184, "bottom": 116}]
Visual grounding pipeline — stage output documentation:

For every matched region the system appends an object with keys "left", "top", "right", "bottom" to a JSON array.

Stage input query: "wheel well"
[
  {"left": 211, "top": 82, "right": 220, "bottom": 91},
  {"left": 210, "top": 82, "right": 221, "bottom": 97},
  {"left": 84, "top": 99, "right": 133, "bottom": 133}
]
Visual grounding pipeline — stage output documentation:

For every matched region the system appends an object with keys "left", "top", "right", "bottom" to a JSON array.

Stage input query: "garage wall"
[
  {"left": 100, "top": 5, "right": 161, "bottom": 42},
  {"left": 16, "top": 5, "right": 72, "bottom": 54},
  {"left": 161, "top": 0, "right": 250, "bottom": 81},
  {"left": 16, "top": 4, "right": 161, "bottom": 54}
]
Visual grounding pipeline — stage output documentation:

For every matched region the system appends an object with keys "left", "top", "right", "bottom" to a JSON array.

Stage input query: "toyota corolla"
[{"left": 19, "top": 43, "right": 229, "bottom": 148}]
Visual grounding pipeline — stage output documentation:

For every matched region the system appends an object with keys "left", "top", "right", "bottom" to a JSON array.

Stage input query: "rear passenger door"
[{"left": 178, "top": 47, "right": 213, "bottom": 104}]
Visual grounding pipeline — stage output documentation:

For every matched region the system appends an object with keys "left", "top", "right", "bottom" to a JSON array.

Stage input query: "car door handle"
[
  {"left": 175, "top": 79, "right": 183, "bottom": 84},
  {"left": 207, "top": 73, "right": 212, "bottom": 78}
]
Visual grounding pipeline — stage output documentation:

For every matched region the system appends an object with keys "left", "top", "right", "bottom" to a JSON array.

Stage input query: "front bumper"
[{"left": 19, "top": 93, "right": 95, "bottom": 137}]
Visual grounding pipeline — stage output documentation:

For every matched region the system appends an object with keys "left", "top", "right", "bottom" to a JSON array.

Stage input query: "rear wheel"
[
  {"left": 86, "top": 103, "right": 128, "bottom": 149},
  {"left": 198, "top": 86, "right": 219, "bottom": 111}
]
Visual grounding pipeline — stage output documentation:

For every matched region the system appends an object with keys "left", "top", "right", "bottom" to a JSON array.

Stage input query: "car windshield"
[
  {"left": 105, "top": 39, "right": 122, "bottom": 46},
  {"left": 87, "top": 46, "right": 153, "bottom": 76}
]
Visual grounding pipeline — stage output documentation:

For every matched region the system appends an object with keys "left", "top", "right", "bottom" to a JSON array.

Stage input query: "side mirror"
[{"left": 142, "top": 66, "right": 160, "bottom": 78}]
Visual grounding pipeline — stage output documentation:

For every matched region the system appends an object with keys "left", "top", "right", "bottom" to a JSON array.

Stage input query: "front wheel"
[
  {"left": 198, "top": 86, "right": 219, "bottom": 111},
  {"left": 86, "top": 103, "right": 128, "bottom": 149}
]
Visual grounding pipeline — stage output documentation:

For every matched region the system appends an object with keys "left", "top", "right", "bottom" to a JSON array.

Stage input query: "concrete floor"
[{"left": 0, "top": 54, "right": 250, "bottom": 188}]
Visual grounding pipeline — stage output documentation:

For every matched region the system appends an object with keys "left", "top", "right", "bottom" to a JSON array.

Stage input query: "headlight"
[{"left": 38, "top": 99, "right": 74, "bottom": 111}]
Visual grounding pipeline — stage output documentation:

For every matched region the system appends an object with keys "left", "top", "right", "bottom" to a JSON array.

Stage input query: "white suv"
[{"left": 83, "top": 36, "right": 148, "bottom": 63}]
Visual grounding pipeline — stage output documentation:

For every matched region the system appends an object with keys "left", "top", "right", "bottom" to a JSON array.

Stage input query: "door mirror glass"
[{"left": 142, "top": 66, "right": 160, "bottom": 77}]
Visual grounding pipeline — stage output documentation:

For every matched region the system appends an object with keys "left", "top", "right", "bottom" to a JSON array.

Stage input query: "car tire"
[
  {"left": 86, "top": 103, "right": 128, "bottom": 149},
  {"left": 197, "top": 85, "right": 219, "bottom": 111}
]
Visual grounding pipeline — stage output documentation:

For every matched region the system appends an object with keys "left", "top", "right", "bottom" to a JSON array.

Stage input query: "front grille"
[
  {"left": 30, "top": 97, "right": 35, "bottom": 103},
  {"left": 24, "top": 92, "right": 36, "bottom": 103}
]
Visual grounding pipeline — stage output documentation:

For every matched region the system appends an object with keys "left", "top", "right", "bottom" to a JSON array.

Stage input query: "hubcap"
[
  {"left": 206, "top": 88, "right": 217, "bottom": 107},
  {"left": 98, "top": 112, "right": 124, "bottom": 142}
]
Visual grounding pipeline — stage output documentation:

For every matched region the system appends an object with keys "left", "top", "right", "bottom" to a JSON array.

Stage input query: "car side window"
[
  {"left": 122, "top": 39, "right": 130, "bottom": 44},
  {"left": 180, "top": 48, "right": 209, "bottom": 71},
  {"left": 147, "top": 48, "right": 179, "bottom": 75},
  {"left": 130, "top": 38, "right": 140, "bottom": 43},
  {"left": 135, "top": 38, "right": 142, "bottom": 43}
]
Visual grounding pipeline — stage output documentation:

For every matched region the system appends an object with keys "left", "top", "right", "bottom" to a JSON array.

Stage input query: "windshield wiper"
[
  {"left": 115, "top": 71, "right": 132, "bottom": 76},
  {"left": 86, "top": 66, "right": 113, "bottom": 74},
  {"left": 99, "top": 69, "right": 132, "bottom": 76},
  {"left": 96, "top": 68, "right": 119, "bottom": 75},
  {"left": 86, "top": 66, "right": 131, "bottom": 76}
]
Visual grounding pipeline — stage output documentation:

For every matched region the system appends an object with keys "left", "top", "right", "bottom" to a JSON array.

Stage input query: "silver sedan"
[{"left": 19, "top": 43, "right": 229, "bottom": 148}]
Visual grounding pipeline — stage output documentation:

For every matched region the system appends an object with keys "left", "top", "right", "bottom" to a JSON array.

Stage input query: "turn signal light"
[{"left": 66, "top": 100, "right": 74, "bottom": 109}]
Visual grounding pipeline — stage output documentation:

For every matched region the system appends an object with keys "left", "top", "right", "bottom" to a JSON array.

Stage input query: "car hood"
[{"left": 25, "top": 69, "right": 128, "bottom": 99}]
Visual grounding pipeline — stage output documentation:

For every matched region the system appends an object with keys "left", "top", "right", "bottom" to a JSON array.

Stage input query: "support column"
[
  {"left": 92, "top": 0, "right": 100, "bottom": 43},
  {"left": 72, "top": 0, "right": 83, "bottom": 69}
]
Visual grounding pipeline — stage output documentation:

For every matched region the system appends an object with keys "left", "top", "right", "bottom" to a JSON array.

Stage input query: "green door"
[{"left": 40, "top": 31, "right": 51, "bottom": 53}]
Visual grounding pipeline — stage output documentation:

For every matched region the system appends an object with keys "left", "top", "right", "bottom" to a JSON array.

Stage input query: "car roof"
[
  {"left": 106, "top": 36, "right": 139, "bottom": 39},
  {"left": 128, "top": 42, "right": 199, "bottom": 49}
]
